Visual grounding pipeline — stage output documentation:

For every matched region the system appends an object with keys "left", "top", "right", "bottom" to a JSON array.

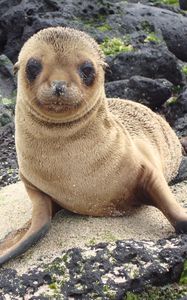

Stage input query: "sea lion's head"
[{"left": 15, "top": 27, "right": 106, "bottom": 123}]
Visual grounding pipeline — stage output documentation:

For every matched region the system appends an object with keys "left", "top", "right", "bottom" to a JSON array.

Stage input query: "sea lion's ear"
[
  {"left": 101, "top": 61, "right": 109, "bottom": 71},
  {"left": 13, "top": 62, "right": 20, "bottom": 75}
]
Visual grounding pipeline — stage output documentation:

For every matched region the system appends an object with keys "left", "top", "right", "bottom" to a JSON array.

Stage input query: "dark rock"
[
  {"left": 105, "top": 79, "right": 129, "bottom": 99},
  {"left": 1, "top": 0, "right": 187, "bottom": 65},
  {"left": 128, "top": 76, "right": 173, "bottom": 108},
  {"left": 0, "top": 54, "right": 16, "bottom": 98},
  {"left": 177, "top": 88, "right": 187, "bottom": 113},
  {"left": 105, "top": 44, "right": 184, "bottom": 86},
  {"left": 0, "top": 0, "right": 77, "bottom": 62},
  {"left": 0, "top": 121, "right": 19, "bottom": 188},
  {"left": 105, "top": 76, "right": 173, "bottom": 109},
  {"left": 179, "top": 0, "right": 187, "bottom": 10},
  {"left": 173, "top": 157, "right": 187, "bottom": 185},
  {"left": 174, "top": 114, "right": 187, "bottom": 137},
  {"left": 0, "top": 236, "right": 187, "bottom": 298},
  {"left": 0, "top": 104, "right": 14, "bottom": 127},
  {"left": 181, "top": 136, "right": 187, "bottom": 155}
]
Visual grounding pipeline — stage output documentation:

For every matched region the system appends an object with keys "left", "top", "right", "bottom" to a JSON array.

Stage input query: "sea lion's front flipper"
[
  {"left": 0, "top": 185, "right": 53, "bottom": 266},
  {"left": 139, "top": 162, "right": 187, "bottom": 233}
]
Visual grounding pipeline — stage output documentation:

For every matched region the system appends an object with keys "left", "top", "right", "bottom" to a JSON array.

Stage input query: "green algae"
[
  {"left": 100, "top": 37, "right": 133, "bottom": 56},
  {"left": 124, "top": 284, "right": 187, "bottom": 300},
  {"left": 144, "top": 32, "right": 161, "bottom": 43},
  {"left": 151, "top": 0, "right": 179, "bottom": 5},
  {"left": 182, "top": 65, "right": 187, "bottom": 76},
  {"left": 180, "top": 260, "right": 187, "bottom": 285},
  {"left": 97, "top": 23, "right": 112, "bottom": 32},
  {"left": 165, "top": 96, "right": 178, "bottom": 106}
]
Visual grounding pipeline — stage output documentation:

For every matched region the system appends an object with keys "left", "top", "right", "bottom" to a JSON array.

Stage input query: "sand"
[{"left": 0, "top": 180, "right": 186, "bottom": 274}]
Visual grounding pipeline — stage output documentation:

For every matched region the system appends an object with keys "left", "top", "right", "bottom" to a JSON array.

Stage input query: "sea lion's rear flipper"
[
  {"left": 139, "top": 162, "right": 187, "bottom": 233},
  {"left": 0, "top": 185, "right": 53, "bottom": 266}
]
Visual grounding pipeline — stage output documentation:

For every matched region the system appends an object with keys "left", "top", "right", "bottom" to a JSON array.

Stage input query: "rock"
[
  {"left": 109, "top": 2, "right": 187, "bottom": 62},
  {"left": 0, "top": 235, "right": 186, "bottom": 298},
  {"left": 105, "top": 79, "right": 129, "bottom": 99},
  {"left": 0, "top": 121, "right": 18, "bottom": 188},
  {"left": 0, "top": 104, "right": 14, "bottom": 127},
  {"left": 0, "top": 54, "right": 16, "bottom": 98},
  {"left": 1, "top": 1, "right": 187, "bottom": 64},
  {"left": 0, "top": 0, "right": 75, "bottom": 62},
  {"left": 105, "top": 76, "right": 173, "bottom": 109},
  {"left": 179, "top": 0, "right": 187, "bottom": 10},
  {"left": 174, "top": 114, "right": 187, "bottom": 137},
  {"left": 105, "top": 44, "right": 184, "bottom": 86},
  {"left": 177, "top": 88, "right": 187, "bottom": 113},
  {"left": 127, "top": 76, "right": 173, "bottom": 108},
  {"left": 170, "top": 157, "right": 187, "bottom": 184},
  {"left": 181, "top": 136, "right": 187, "bottom": 155}
]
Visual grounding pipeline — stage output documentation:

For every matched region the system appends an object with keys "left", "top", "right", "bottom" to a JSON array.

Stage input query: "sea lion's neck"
[{"left": 17, "top": 93, "right": 111, "bottom": 138}]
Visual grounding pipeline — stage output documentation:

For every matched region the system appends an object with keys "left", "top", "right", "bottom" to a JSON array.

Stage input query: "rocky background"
[{"left": 0, "top": 0, "right": 187, "bottom": 299}]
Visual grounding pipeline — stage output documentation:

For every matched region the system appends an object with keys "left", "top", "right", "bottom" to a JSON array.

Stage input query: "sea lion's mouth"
[{"left": 39, "top": 101, "right": 81, "bottom": 113}]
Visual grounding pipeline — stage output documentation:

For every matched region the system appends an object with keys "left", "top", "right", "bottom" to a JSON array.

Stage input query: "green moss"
[
  {"left": 0, "top": 97, "right": 16, "bottom": 105},
  {"left": 103, "top": 285, "right": 110, "bottom": 292},
  {"left": 141, "top": 20, "right": 155, "bottom": 33},
  {"left": 180, "top": 260, "right": 187, "bottom": 285},
  {"left": 165, "top": 96, "right": 177, "bottom": 106},
  {"left": 100, "top": 37, "right": 133, "bottom": 56},
  {"left": 161, "top": 0, "right": 178, "bottom": 4},
  {"left": 49, "top": 282, "right": 58, "bottom": 290},
  {"left": 182, "top": 65, "right": 187, "bottom": 76},
  {"left": 126, "top": 292, "right": 138, "bottom": 300},
  {"left": 150, "top": 0, "right": 178, "bottom": 4},
  {"left": 46, "top": 259, "right": 66, "bottom": 275},
  {"left": 123, "top": 284, "right": 187, "bottom": 300},
  {"left": 97, "top": 23, "right": 112, "bottom": 32},
  {"left": 62, "top": 253, "right": 68, "bottom": 263},
  {"left": 102, "top": 285, "right": 116, "bottom": 299},
  {"left": 144, "top": 33, "right": 161, "bottom": 43}
]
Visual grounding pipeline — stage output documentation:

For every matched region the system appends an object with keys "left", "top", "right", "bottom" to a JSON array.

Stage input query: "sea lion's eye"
[
  {"left": 26, "top": 58, "right": 42, "bottom": 82},
  {"left": 79, "top": 61, "right": 95, "bottom": 86}
]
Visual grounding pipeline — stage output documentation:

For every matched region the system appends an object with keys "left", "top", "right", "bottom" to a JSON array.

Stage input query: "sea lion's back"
[{"left": 108, "top": 98, "right": 182, "bottom": 182}]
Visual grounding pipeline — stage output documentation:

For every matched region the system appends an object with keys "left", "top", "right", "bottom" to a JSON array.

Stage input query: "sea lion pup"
[{"left": 0, "top": 27, "right": 187, "bottom": 266}]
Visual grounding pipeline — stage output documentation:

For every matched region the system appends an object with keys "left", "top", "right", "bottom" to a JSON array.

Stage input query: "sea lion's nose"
[{"left": 52, "top": 80, "right": 67, "bottom": 96}]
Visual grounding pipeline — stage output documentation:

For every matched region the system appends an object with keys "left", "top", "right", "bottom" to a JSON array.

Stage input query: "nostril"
[{"left": 52, "top": 80, "right": 67, "bottom": 96}]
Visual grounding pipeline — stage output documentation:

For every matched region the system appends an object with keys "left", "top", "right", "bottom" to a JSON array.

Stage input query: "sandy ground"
[{"left": 0, "top": 180, "right": 187, "bottom": 274}]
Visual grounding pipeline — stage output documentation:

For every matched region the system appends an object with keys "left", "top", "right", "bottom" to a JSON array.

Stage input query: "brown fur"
[{"left": 0, "top": 27, "right": 186, "bottom": 266}]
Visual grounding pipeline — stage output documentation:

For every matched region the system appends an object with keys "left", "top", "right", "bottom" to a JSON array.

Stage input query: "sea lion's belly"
[
  {"left": 18, "top": 135, "right": 139, "bottom": 216},
  {"left": 24, "top": 154, "right": 137, "bottom": 216}
]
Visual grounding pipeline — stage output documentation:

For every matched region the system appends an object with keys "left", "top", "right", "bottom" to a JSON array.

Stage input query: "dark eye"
[
  {"left": 26, "top": 58, "right": 42, "bottom": 82},
  {"left": 79, "top": 61, "right": 95, "bottom": 86}
]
